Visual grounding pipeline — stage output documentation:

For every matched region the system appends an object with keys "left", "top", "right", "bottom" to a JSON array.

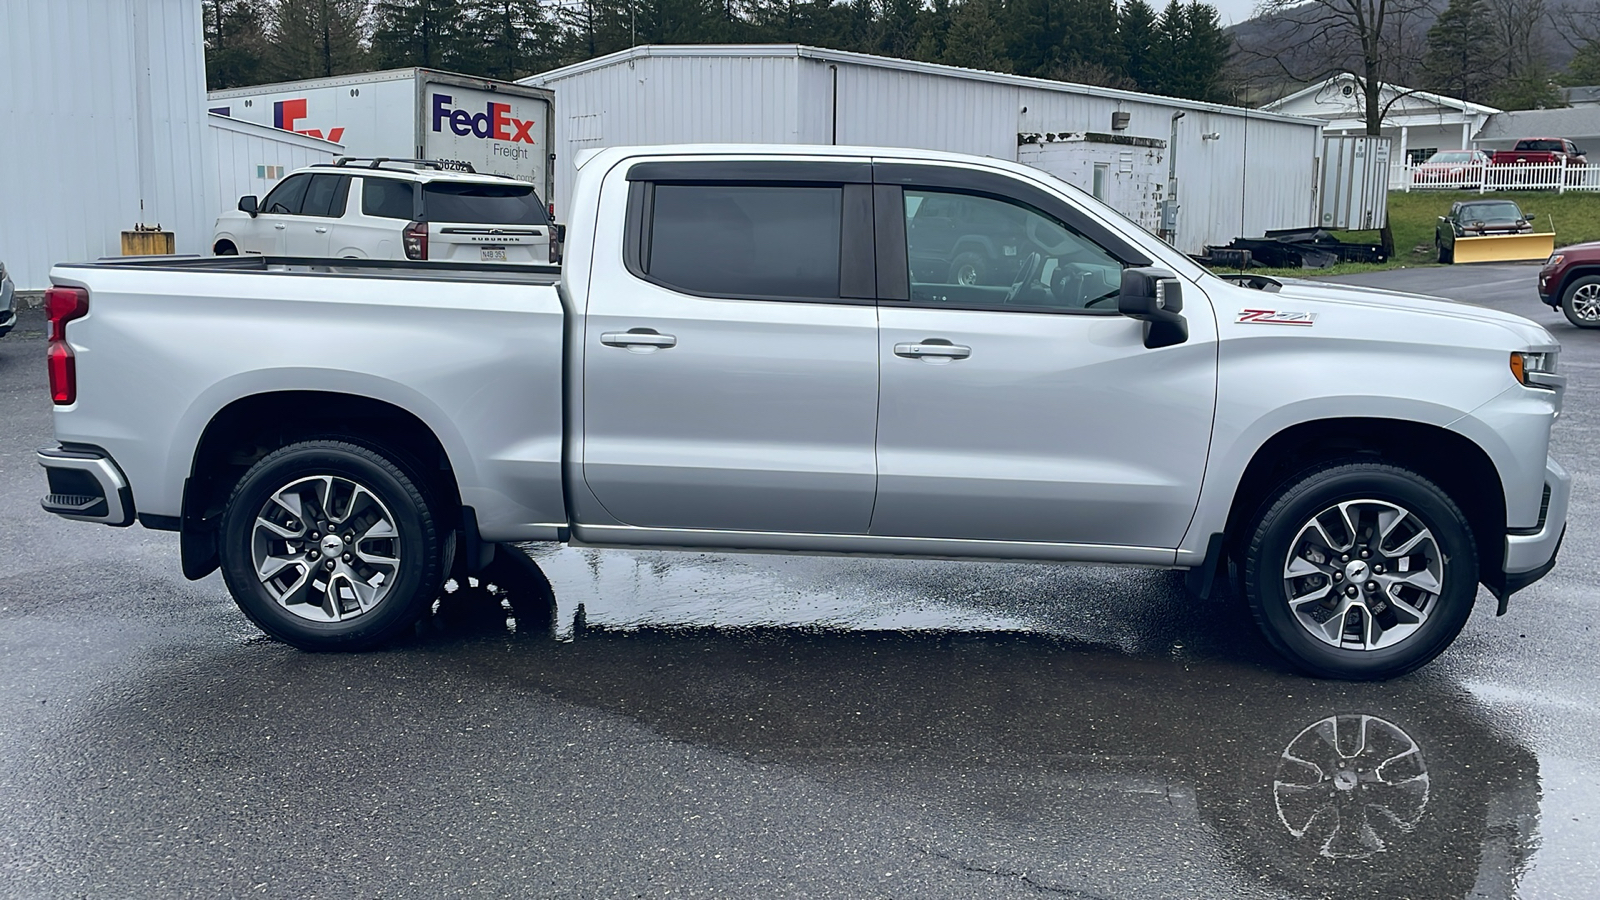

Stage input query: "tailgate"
[{"left": 431, "top": 224, "right": 550, "bottom": 264}]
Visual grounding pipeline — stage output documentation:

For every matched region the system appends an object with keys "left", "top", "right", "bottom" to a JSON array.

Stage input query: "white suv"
[{"left": 212, "top": 159, "right": 554, "bottom": 264}]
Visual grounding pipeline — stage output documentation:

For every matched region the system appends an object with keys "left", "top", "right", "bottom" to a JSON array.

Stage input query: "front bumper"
[
  {"left": 1500, "top": 456, "right": 1570, "bottom": 597},
  {"left": 37, "top": 446, "right": 135, "bottom": 526}
]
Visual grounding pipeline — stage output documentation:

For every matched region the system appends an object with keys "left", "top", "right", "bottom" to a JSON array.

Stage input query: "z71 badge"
[{"left": 1237, "top": 309, "right": 1317, "bottom": 326}]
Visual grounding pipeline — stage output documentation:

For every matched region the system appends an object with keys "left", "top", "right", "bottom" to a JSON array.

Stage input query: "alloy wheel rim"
[
  {"left": 1281, "top": 499, "right": 1443, "bottom": 651},
  {"left": 250, "top": 474, "right": 402, "bottom": 622},
  {"left": 1274, "top": 714, "right": 1430, "bottom": 859},
  {"left": 1572, "top": 283, "right": 1600, "bottom": 321}
]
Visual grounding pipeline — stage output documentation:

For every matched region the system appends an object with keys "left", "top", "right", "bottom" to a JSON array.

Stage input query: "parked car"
[
  {"left": 1538, "top": 241, "right": 1600, "bottom": 328},
  {"left": 0, "top": 258, "right": 14, "bottom": 338},
  {"left": 1411, "top": 150, "right": 1491, "bottom": 187},
  {"left": 1489, "top": 138, "right": 1588, "bottom": 168},
  {"left": 39, "top": 144, "right": 1568, "bottom": 680},
  {"left": 213, "top": 159, "right": 555, "bottom": 264},
  {"left": 1436, "top": 199, "right": 1535, "bottom": 263}
]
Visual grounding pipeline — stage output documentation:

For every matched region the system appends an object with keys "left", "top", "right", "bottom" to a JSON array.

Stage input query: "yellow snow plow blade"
[{"left": 1451, "top": 233, "right": 1556, "bottom": 264}]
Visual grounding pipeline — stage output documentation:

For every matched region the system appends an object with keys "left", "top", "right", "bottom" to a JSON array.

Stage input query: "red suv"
[{"left": 1539, "top": 241, "right": 1600, "bottom": 328}]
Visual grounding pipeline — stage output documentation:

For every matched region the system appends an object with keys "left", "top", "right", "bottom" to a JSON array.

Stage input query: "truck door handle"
[
  {"left": 314, "top": 226, "right": 329, "bottom": 233},
  {"left": 273, "top": 223, "right": 286, "bottom": 230},
  {"left": 601, "top": 330, "right": 677, "bottom": 349},
  {"left": 894, "top": 340, "right": 971, "bottom": 359}
]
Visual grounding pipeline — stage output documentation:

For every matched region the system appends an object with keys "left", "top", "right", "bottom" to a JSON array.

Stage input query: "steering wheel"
[{"left": 1004, "top": 252, "right": 1044, "bottom": 305}]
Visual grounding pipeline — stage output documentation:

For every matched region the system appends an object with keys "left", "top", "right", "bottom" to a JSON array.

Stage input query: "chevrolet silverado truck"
[{"left": 37, "top": 145, "right": 1569, "bottom": 680}]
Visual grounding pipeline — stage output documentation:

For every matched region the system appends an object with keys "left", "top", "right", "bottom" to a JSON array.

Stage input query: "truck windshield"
[
  {"left": 422, "top": 182, "right": 550, "bottom": 225},
  {"left": 1459, "top": 202, "right": 1522, "bottom": 221}
]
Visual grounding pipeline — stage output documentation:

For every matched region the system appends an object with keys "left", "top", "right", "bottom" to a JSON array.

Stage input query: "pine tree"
[
  {"left": 204, "top": 0, "right": 270, "bottom": 89},
  {"left": 1422, "top": 0, "right": 1496, "bottom": 103},
  {"left": 1175, "top": 2, "right": 1228, "bottom": 102},
  {"left": 1119, "top": 0, "right": 1158, "bottom": 92},
  {"left": 268, "top": 0, "right": 369, "bottom": 81},
  {"left": 370, "top": 0, "right": 471, "bottom": 70},
  {"left": 463, "top": 0, "right": 561, "bottom": 79},
  {"left": 914, "top": 0, "right": 953, "bottom": 63},
  {"left": 1569, "top": 42, "right": 1600, "bottom": 86},
  {"left": 942, "top": 0, "right": 1010, "bottom": 71}
]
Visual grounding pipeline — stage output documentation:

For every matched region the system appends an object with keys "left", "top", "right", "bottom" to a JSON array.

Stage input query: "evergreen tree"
[
  {"left": 913, "top": 0, "right": 952, "bottom": 63},
  {"left": 1120, "top": 0, "right": 1158, "bottom": 92},
  {"left": 463, "top": 0, "right": 562, "bottom": 79},
  {"left": 942, "top": 0, "right": 1010, "bottom": 71},
  {"left": 268, "top": 0, "right": 369, "bottom": 81},
  {"left": 1175, "top": 2, "right": 1229, "bottom": 102},
  {"left": 1422, "top": 0, "right": 1496, "bottom": 103},
  {"left": 370, "top": 0, "right": 471, "bottom": 70},
  {"left": 1569, "top": 42, "right": 1600, "bottom": 86},
  {"left": 204, "top": 0, "right": 270, "bottom": 89},
  {"left": 1490, "top": 65, "right": 1567, "bottom": 109},
  {"left": 877, "top": 0, "right": 923, "bottom": 58}
]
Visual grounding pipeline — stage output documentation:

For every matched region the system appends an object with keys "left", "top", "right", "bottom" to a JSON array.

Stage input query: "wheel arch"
[
  {"left": 180, "top": 390, "right": 464, "bottom": 580},
  {"left": 1553, "top": 265, "right": 1600, "bottom": 304},
  {"left": 1223, "top": 417, "right": 1505, "bottom": 587}
]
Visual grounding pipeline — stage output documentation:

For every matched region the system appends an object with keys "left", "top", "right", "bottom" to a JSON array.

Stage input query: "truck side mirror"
[
  {"left": 1119, "top": 267, "right": 1188, "bottom": 349},
  {"left": 238, "top": 195, "right": 259, "bottom": 217}
]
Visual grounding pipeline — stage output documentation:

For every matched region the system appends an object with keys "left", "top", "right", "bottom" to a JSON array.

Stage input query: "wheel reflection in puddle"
[{"left": 1273, "top": 714, "right": 1430, "bottom": 859}]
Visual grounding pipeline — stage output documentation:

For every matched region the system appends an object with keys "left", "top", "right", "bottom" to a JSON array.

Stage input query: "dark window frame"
[
  {"left": 622, "top": 164, "right": 876, "bottom": 306},
  {"left": 261, "top": 173, "right": 312, "bottom": 216}
]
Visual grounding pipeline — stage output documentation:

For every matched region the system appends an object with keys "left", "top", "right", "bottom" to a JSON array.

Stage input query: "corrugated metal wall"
[
  {"left": 0, "top": 0, "right": 211, "bottom": 289},
  {"left": 207, "top": 116, "right": 343, "bottom": 231},
  {"left": 533, "top": 47, "right": 1324, "bottom": 256},
  {"left": 545, "top": 54, "right": 803, "bottom": 213}
]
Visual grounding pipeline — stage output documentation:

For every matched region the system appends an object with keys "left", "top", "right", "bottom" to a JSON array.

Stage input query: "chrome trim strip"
[{"left": 37, "top": 448, "right": 133, "bottom": 526}]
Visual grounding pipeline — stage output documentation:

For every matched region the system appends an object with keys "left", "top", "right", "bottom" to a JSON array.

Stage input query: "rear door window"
[
  {"left": 362, "top": 178, "right": 416, "bottom": 220},
  {"left": 300, "top": 174, "right": 350, "bottom": 218},
  {"left": 262, "top": 174, "right": 311, "bottom": 215},
  {"left": 421, "top": 182, "right": 550, "bottom": 225},
  {"left": 640, "top": 184, "right": 843, "bottom": 299}
]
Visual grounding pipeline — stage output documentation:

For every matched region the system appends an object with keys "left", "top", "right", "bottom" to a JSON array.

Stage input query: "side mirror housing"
[
  {"left": 238, "top": 195, "right": 259, "bottom": 217},
  {"left": 1118, "top": 267, "right": 1188, "bottom": 349}
]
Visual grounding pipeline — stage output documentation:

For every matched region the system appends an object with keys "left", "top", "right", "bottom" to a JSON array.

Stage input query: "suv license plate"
[{"left": 480, "top": 247, "right": 507, "bottom": 261}]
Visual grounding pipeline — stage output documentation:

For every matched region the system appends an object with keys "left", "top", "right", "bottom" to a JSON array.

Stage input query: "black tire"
[
  {"left": 218, "top": 440, "right": 445, "bottom": 651},
  {"left": 947, "top": 250, "right": 988, "bottom": 286},
  {"left": 436, "top": 543, "right": 557, "bottom": 635},
  {"left": 1559, "top": 274, "right": 1600, "bottom": 329},
  {"left": 1241, "top": 461, "right": 1478, "bottom": 680},
  {"left": 1435, "top": 236, "right": 1452, "bottom": 264}
]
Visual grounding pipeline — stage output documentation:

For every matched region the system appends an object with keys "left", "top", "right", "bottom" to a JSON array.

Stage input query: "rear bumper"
[
  {"left": 1502, "top": 456, "right": 1570, "bottom": 589},
  {"left": 37, "top": 446, "right": 135, "bottom": 526}
]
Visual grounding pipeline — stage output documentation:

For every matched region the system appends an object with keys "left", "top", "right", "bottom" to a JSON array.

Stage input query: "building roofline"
[
  {"left": 523, "top": 44, "right": 1325, "bottom": 127},
  {"left": 1263, "top": 74, "right": 1500, "bottom": 116}
]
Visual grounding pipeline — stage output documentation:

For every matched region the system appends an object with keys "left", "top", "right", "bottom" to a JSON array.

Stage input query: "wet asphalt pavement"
[{"left": 0, "top": 264, "right": 1596, "bottom": 898}]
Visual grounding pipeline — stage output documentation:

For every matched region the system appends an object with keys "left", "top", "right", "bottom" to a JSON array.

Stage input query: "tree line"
[{"left": 203, "top": 0, "right": 1233, "bottom": 103}]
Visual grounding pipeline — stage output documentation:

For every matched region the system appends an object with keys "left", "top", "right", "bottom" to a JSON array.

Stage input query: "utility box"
[
  {"left": 120, "top": 226, "right": 175, "bottom": 256},
  {"left": 1319, "top": 135, "right": 1391, "bottom": 230}
]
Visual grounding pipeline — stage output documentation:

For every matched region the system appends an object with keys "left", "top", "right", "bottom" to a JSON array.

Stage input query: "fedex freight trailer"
[{"left": 208, "top": 68, "right": 557, "bottom": 212}]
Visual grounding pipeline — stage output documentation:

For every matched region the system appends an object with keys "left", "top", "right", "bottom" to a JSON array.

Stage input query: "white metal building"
[
  {"left": 207, "top": 114, "right": 343, "bottom": 219},
  {"left": 0, "top": 0, "right": 213, "bottom": 290},
  {"left": 524, "top": 45, "right": 1325, "bottom": 255}
]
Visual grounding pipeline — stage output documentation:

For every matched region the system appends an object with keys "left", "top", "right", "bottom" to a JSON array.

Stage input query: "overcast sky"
[{"left": 1211, "top": 0, "right": 1263, "bottom": 26}]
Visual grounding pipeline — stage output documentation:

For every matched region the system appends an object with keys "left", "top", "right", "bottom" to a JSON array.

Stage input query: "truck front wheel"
[
  {"left": 1241, "top": 462, "right": 1478, "bottom": 680},
  {"left": 218, "top": 440, "right": 444, "bottom": 650}
]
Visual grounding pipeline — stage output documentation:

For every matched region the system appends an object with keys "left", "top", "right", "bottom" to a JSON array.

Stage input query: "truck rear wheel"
[
  {"left": 1241, "top": 462, "right": 1478, "bottom": 680},
  {"left": 1560, "top": 275, "right": 1600, "bottom": 329},
  {"left": 218, "top": 440, "right": 444, "bottom": 650}
]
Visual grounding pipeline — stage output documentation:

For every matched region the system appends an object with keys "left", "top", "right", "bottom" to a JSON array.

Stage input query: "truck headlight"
[{"left": 1511, "top": 350, "right": 1559, "bottom": 389}]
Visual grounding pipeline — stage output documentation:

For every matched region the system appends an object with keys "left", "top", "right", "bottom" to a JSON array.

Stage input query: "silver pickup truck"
[{"left": 39, "top": 145, "right": 1568, "bottom": 679}]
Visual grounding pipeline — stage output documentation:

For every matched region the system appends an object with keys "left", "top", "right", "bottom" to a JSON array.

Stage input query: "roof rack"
[{"left": 314, "top": 157, "right": 478, "bottom": 174}]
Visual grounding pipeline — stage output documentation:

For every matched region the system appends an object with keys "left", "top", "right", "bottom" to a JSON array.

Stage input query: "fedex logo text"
[
  {"left": 431, "top": 94, "right": 536, "bottom": 144},
  {"left": 272, "top": 99, "right": 344, "bottom": 143}
]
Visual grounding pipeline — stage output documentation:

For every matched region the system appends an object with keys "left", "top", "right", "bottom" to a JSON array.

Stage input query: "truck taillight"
[
  {"left": 45, "top": 286, "right": 89, "bottom": 405},
  {"left": 403, "top": 221, "right": 428, "bottom": 260}
]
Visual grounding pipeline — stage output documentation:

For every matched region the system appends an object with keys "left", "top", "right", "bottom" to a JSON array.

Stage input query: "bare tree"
[{"left": 1244, "top": 0, "right": 1436, "bottom": 136}]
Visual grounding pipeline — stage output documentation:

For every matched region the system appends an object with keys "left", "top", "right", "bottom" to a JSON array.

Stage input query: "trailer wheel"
[
  {"left": 218, "top": 440, "right": 445, "bottom": 650},
  {"left": 1560, "top": 275, "right": 1600, "bottom": 329}
]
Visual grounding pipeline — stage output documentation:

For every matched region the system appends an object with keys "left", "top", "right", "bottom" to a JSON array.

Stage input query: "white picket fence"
[{"left": 1389, "top": 159, "right": 1600, "bottom": 193}]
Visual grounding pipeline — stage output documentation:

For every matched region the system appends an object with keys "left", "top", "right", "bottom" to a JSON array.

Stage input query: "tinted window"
[
  {"left": 1459, "top": 202, "right": 1522, "bottom": 221},
  {"left": 300, "top": 174, "right": 349, "bottom": 218},
  {"left": 262, "top": 174, "right": 311, "bottom": 215},
  {"left": 645, "top": 184, "right": 842, "bottom": 299},
  {"left": 904, "top": 189, "right": 1124, "bottom": 311},
  {"left": 1518, "top": 140, "right": 1563, "bottom": 152},
  {"left": 421, "top": 182, "right": 550, "bottom": 225},
  {"left": 362, "top": 178, "right": 415, "bottom": 220}
]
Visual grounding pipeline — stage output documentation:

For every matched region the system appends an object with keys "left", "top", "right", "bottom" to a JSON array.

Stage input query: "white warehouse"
[{"left": 524, "top": 45, "right": 1326, "bottom": 255}]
